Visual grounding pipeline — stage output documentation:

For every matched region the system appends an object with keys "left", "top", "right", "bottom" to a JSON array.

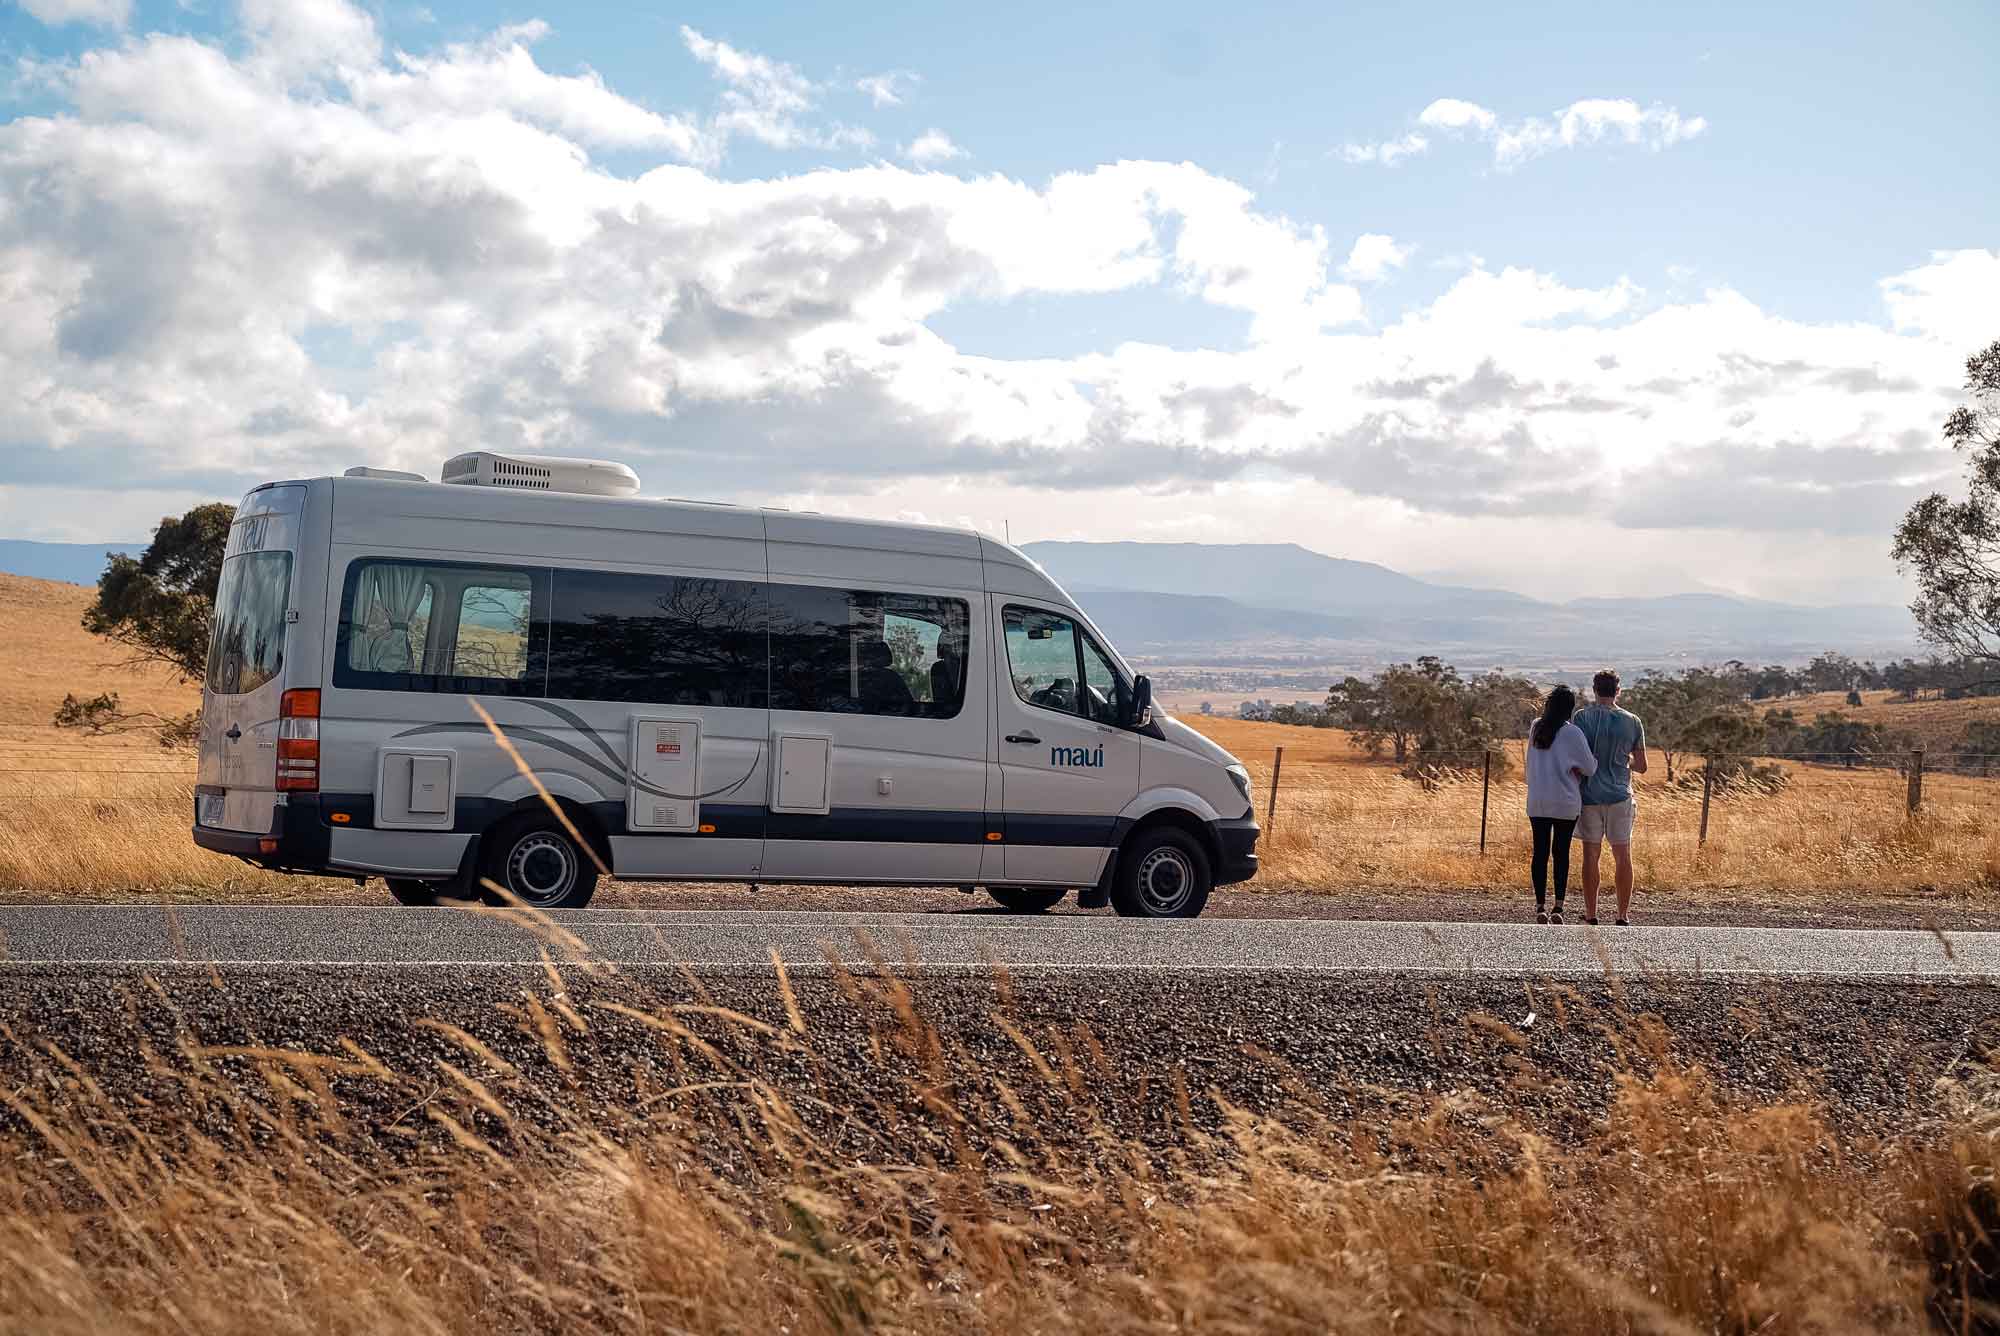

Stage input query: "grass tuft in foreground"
[{"left": 0, "top": 959, "right": 1993, "bottom": 1333}]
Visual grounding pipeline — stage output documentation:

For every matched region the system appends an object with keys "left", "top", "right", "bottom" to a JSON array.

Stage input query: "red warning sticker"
[{"left": 656, "top": 741, "right": 681, "bottom": 755}]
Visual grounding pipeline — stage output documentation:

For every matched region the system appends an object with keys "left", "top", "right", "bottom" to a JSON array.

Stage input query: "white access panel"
[
  {"left": 374, "top": 749, "right": 455, "bottom": 830},
  {"left": 628, "top": 717, "right": 702, "bottom": 832},
  {"left": 772, "top": 735, "right": 831, "bottom": 815}
]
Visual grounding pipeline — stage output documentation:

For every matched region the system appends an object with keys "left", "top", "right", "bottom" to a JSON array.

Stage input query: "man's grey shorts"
[{"left": 1579, "top": 799, "right": 1635, "bottom": 845}]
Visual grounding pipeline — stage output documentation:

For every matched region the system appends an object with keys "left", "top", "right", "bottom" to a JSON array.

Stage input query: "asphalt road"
[{"left": 0, "top": 904, "right": 1990, "bottom": 979}]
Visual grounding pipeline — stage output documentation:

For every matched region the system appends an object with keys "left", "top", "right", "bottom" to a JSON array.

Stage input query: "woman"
[{"left": 1523, "top": 684, "right": 1597, "bottom": 923}]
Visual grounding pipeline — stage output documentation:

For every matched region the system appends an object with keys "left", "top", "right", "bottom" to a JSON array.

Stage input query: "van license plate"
[{"left": 198, "top": 794, "right": 224, "bottom": 827}]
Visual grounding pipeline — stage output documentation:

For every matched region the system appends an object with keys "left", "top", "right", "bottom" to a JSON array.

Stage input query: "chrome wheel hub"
[{"left": 505, "top": 831, "right": 577, "bottom": 905}]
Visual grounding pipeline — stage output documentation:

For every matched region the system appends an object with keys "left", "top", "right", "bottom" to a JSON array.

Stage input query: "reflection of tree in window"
[
  {"left": 452, "top": 583, "right": 531, "bottom": 679},
  {"left": 209, "top": 552, "right": 292, "bottom": 694},
  {"left": 548, "top": 571, "right": 766, "bottom": 706}
]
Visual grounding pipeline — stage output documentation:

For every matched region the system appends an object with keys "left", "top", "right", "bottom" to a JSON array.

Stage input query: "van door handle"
[
  {"left": 225, "top": 725, "right": 241, "bottom": 741},
  {"left": 1005, "top": 731, "right": 1040, "bottom": 745}
]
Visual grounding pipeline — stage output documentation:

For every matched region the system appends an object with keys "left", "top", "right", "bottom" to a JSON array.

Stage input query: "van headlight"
[{"left": 1226, "top": 763, "right": 1252, "bottom": 806}]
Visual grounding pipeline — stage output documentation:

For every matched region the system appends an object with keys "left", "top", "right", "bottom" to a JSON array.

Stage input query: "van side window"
[
  {"left": 769, "top": 586, "right": 969, "bottom": 719},
  {"left": 547, "top": 569, "right": 767, "bottom": 708},
  {"left": 335, "top": 560, "right": 546, "bottom": 695}
]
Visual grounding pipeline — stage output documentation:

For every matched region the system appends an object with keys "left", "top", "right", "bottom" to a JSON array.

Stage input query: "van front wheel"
[
  {"left": 479, "top": 818, "right": 598, "bottom": 910},
  {"left": 1111, "top": 827, "right": 1211, "bottom": 919},
  {"left": 385, "top": 878, "right": 437, "bottom": 906}
]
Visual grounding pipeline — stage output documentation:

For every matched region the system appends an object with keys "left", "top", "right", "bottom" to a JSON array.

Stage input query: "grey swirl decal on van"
[{"left": 392, "top": 701, "right": 759, "bottom": 803}]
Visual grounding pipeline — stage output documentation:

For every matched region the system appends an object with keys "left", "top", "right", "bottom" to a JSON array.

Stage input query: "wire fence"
[{"left": 1248, "top": 743, "right": 2000, "bottom": 861}]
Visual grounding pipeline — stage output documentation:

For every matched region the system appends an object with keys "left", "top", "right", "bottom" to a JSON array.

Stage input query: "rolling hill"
[{"left": 0, "top": 539, "right": 142, "bottom": 587}]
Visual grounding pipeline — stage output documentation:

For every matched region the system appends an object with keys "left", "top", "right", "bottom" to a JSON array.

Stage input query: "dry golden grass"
[
  {"left": 0, "top": 571, "right": 198, "bottom": 726},
  {"left": 1190, "top": 716, "right": 2000, "bottom": 899},
  {"left": 0, "top": 958, "right": 1994, "bottom": 1334},
  {"left": 1788, "top": 687, "right": 2000, "bottom": 751}
]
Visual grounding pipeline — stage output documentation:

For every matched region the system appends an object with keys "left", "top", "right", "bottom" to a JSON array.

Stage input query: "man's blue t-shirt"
[{"left": 1574, "top": 703, "right": 1645, "bottom": 805}]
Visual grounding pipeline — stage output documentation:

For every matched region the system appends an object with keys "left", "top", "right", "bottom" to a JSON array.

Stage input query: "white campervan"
[{"left": 192, "top": 454, "right": 1259, "bottom": 917}]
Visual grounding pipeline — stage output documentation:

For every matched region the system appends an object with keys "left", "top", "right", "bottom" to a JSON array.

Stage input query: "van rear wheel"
[
  {"left": 987, "top": 887, "right": 1067, "bottom": 914},
  {"left": 385, "top": 878, "right": 437, "bottom": 906},
  {"left": 478, "top": 816, "right": 598, "bottom": 910},
  {"left": 1111, "top": 827, "right": 1211, "bottom": 919}
]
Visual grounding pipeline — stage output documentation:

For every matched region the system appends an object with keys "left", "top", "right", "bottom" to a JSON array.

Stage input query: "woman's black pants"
[{"left": 1530, "top": 816, "right": 1577, "bottom": 907}]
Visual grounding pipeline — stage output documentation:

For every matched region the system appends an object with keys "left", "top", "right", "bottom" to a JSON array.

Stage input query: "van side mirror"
[{"left": 1128, "top": 675, "right": 1153, "bottom": 729}]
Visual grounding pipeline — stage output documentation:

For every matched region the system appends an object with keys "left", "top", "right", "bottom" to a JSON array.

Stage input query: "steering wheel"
[{"left": 1031, "top": 677, "right": 1075, "bottom": 710}]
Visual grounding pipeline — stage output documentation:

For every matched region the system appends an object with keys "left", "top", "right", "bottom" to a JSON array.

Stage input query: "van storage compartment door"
[
  {"left": 771, "top": 735, "right": 831, "bottom": 815},
  {"left": 375, "top": 749, "right": 456, "bottom": 829},
  {"left": 628, "top": 718, "right": 701, "bottom": 831}
]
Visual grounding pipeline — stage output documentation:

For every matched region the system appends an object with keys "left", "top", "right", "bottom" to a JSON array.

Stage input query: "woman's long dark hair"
[{"left": 1531, "top": 684, "right": 1577, "bottom": 749}]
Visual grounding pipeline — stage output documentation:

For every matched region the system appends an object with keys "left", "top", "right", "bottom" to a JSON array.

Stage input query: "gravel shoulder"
[{"left": 0, "top": 964, "right": 1990, "bottom": 1158}]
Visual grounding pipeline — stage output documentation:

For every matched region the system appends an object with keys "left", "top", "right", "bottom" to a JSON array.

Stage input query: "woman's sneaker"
[{"left": 1550, "top": 907, "right": 1564, "bottom": 924}]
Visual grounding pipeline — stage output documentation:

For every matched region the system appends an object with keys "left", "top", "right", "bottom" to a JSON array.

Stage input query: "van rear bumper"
[
  {"left": 1212, "top": 813, "right": 1260, "bottom": 885},
  {"left": 192, "top": 789, "right": 333, "bottom": 873}
]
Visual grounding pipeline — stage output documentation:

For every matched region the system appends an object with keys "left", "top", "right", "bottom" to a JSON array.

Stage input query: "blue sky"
[{"left": 1, "top": 0, "right": 1995, "bottom": 602}]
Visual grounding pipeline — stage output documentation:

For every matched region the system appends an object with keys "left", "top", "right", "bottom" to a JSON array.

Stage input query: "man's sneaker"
[
  {"left": 1615, "top": 918, "right": 1630, "bottom": 927},
  {"left": 1583, "top": 917, "right": 1599, "bottom": 926}
]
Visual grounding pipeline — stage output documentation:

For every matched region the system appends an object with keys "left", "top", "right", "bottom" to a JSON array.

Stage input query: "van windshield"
[{"left": 206, "top": 551, "right": 293, "bottom": 695}]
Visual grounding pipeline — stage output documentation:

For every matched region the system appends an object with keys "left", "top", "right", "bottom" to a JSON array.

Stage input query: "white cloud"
[
  {"left": 856, "top": 71, "right": 916, "bottom": 107},
  {"left": 1494, "top": 98, "right": 1707, "bottom": 168},
  {"left": 354, "top": 23, "right": 705, "bottom": 157},
  {"left": 1879, "top": 249, "right": 2000, "bottom": 350},
  {"left": 1335, "top": 132, "right": 1427, "bottom": 166},
  {"left": 17, "top": 0, "right": 128, "bottom": 28},
  {"left": 681, "top": 26, "right": 873, "bottom": 156},
  {"left": 1339, "top": 233, "right": 1412, "bottom": 283},
  {"left": 1416, "top": 98, "right": 1497, "bottom": 134},
  {"left": 0, "top": 0, "right": 1976, "bottom": 598},
  {"left": 902, "top": 128, "right": 965, "bottom": 166},
  {"left": 1347, "top": 97, "right": 1707, "bottom": 171}
]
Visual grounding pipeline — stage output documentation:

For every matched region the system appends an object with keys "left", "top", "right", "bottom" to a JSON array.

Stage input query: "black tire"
[
  {"left": 1110, "top": 826, "right": 1212, "bottom": 919},
  {"left": 987, "top": 886, "right": 1068, "bottom": 914},
  {"left": 385, "top": 878, "right": 437, "bottom": 906},
  {"left": 478, "top": 816, "right": 598, "bottom": 910}
]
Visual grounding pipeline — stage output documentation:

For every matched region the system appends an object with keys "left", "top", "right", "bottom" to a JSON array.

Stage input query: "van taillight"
[{"left": 277, "top": 689, "right": 320, "bottom": 792}]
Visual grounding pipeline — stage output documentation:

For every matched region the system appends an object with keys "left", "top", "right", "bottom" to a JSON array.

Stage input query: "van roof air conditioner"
[{"left": 440, "top": 451, "right": 641, "bottom": 498}]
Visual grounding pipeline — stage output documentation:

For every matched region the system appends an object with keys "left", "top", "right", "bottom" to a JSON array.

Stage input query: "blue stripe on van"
[{"left": 321, "top": 793, "right": 1113, "bottom": 847}]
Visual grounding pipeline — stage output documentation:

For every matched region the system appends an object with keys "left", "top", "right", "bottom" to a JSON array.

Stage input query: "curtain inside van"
[{"left": 352, "top": 564, "right": 430, "bottom": 672}]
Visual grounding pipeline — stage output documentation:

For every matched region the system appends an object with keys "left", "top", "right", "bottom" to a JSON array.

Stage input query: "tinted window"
[
  {"left": 335, "top": 559, "right": 546, "bottom": 695},
  {"left": 206, "top": 551, "right": 293, "bottom": 695},
  {"left": 770, "top": 585, "right": 968, "bottom": 718},
  {"left": 547, "top": 569, "right": 766, "bottom": 707}
]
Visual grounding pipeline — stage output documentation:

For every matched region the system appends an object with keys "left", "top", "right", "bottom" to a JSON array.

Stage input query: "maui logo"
[{"left": 1050, "top": 745, "right": 1104, "bottom": 769}]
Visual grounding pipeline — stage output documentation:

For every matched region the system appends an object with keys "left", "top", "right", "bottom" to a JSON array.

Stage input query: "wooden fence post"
[
  {"left": 1479, "top": 750, "right": 1492, "bottom": 855},
  {"left": 1908, "top": 750, "right": 1924, "bottom": 815},
  {"left": 1267, "top": 746, "right": 1283, "bottom": 830},
  {"left": 1698, "top": 755, "right": 1715, "bottom": 846}
]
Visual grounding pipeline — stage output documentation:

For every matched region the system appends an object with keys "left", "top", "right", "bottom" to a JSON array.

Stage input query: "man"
[{"left": 1574, "top": 668, "right": 1648, "bottom": 926}]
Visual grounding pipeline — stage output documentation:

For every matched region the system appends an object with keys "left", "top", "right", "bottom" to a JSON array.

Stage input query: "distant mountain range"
[
  {"left": 1023, "top": 541, "right": 1920, "bottom": 667},
  {"left": 0, "top": 539, "right": 140, "bottom": 586}
]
